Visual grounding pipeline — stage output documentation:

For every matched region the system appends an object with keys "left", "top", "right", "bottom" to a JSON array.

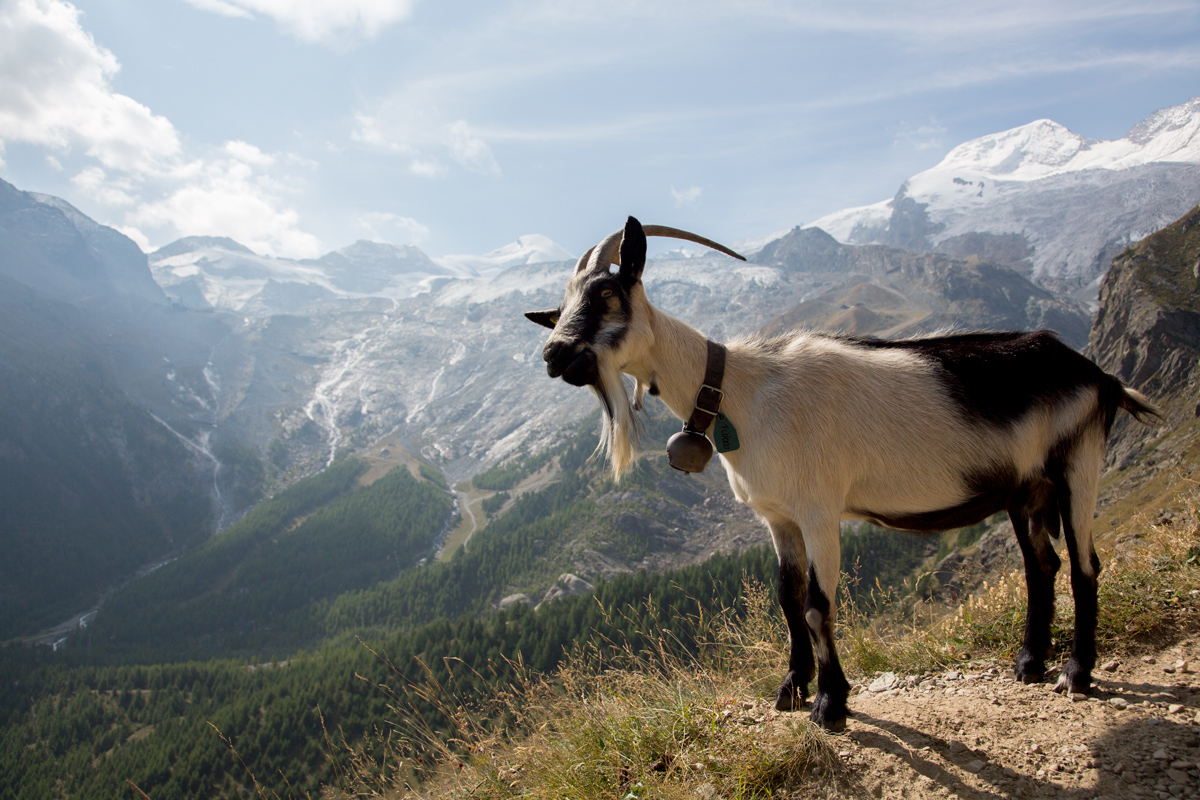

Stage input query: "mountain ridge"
[{"left": 807, "top": 97, "right": 1200, "bottom": 298}]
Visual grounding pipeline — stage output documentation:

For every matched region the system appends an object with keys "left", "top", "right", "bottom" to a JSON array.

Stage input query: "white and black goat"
[{"left": 526, "top": 216, "right": 1160, "bottom": 731}]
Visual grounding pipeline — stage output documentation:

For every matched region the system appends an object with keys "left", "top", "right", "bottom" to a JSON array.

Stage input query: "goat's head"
[{"left": 525, "top": 215, "right": 744, "bottom": 477}]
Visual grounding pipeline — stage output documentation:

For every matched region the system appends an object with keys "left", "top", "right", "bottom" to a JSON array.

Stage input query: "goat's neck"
[{"left": 632, "top": 305, "right": 714, "bottom": 424}]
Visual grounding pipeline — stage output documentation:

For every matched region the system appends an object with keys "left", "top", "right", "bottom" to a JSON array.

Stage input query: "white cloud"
[
  {"left": 352, "top": 113, "right": 500, "bottom": 178},
  {"left": 181, "top": 0, "right": 418, "bottom": 43},
  {"left": 671, "top": 185, "right": 703, "bottom": 206},
  {"left": 409, "top": 156, "right": 445, "bottom": 178},
  {"left": 0, "top": 0, "right": 181, "bottom": 173},
  {"left": 224, "top": 139, "right": 275, "bottom": 166},
  {"left": 356, "top": 211, "right": 431, "bottom": 245},
  {"left": 446, "top": 121, "right": 500, "bottom": 176},
  {"left": 129, "top": 146, "right": 322, "bottom": 258},
  {"left": 71, "top": 166, "right": 137, "bottom": 207},
  {"left": 0, "top": 1, "right": 323, "bottom": 258},
  {"left": 893, "top": 120, "right": 947, "bottom": 152}
]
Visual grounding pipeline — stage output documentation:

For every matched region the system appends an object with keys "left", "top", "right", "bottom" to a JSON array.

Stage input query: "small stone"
[
  {"left": 1155, "top": 749, "right": 1171, "bottom": 760},
  {"left": 1114, "top": 762, "right": 1126, "bottom": 774},
  {"left": 869, "top": 672, "right": 899, "bottom": 693},
  {"left": 1070, "top": 692, "right": 1086, "bottom": 703},
  {"left": 1031, "top": 743, "right": 1044, "bottom": 754},
  {"left": 1102, "top": 660, "right": 1121, "bottom": 672},
  {"left": 1169, "top": 704, "right": 1185, "bottom": 714},
  {"left": 1171, "top": 760, "right": 1192, "bottom": 769},
  {"left": 1179, "top": 660, "right": 1192, "bottom": 674},
  {"left": 1167, "top": 768, "right": 1189, "bottom": 783},
  {"left": 1110, "top": 697, "right": 1131, "bottom": 709},
  {"left": 1193, "top": 710, "right": 1200, "bottom": 725},
  {"left": 1164, "top": 664, "right": 1178, "bottom": 674},
  {"left": 966, "top": 759, "right": 986, "bottom": 773},
  {"left": 949, "top": 740, "right": 968, "bottom": 753},
  {"left": 1145, "top": 656, "right": 1158, "bottom": 664}
]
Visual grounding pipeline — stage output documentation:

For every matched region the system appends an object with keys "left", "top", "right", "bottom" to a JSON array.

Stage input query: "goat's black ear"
[
  {"left": 619, "top": 215, "right": 647, "bottom": 286},
  {"left": 524, "top": 309, "right": 559, "bottom": 329}
]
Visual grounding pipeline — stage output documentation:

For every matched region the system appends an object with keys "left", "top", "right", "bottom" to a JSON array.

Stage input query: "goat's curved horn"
[
  {"left": 644, "top": 225, "right": 747, "bottom": 262},
  {"left": 585, "top": 231, "right": 625, "bottom": 274},
  {"left": 581, "top": 224, "right": 747, "bottom": 274},
  {"left": 572, "top": 245, "right": 597, "bottom": 275}
]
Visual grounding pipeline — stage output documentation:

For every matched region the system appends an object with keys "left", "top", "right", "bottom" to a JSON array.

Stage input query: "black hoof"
[
  {"left": 1014, "top": 650, "right": 1046, "bottom": 684},
  {"left": 1053, "top": 659, "right": 1093, "bottom": 694},
  {"left": 809, "top": 691, "right": 848, "bottom": 732},
  {"left": 774, "top": 670, "right": 808, "bottom": 712}
]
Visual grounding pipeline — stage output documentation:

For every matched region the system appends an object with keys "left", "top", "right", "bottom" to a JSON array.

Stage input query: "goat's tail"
[{"left": 1118, "top": 387, "right": 1164, "bottom": 425}]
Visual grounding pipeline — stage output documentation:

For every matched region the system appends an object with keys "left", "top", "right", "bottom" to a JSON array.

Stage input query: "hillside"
[{"left": 0, "top": 275, "right": 214, "bottom": 640}]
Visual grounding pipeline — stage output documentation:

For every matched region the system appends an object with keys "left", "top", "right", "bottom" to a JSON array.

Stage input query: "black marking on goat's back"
[{"left": 840, "top": 330, "right": 1116, "bottom": 427}]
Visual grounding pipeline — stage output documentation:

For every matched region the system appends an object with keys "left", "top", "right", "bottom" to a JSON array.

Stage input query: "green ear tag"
[{"left": 713, "top": 413, "right": 740, "bottom": 453}]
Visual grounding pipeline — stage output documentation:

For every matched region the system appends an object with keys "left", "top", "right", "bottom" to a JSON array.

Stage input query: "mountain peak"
[
  {"left": 933, "top": 118, "right": 1090, "bottom": 181},
  {"left": 152, "top": 236, "right": 257, "bottom": 259},
  {"left": 1126, "top": 96, "right": 1200, "bottom": 146},
  {"left": 434, "top": 235, "right": 574, "bottom": 277}
]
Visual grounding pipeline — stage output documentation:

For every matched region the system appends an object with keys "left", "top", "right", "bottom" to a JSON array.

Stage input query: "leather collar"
[{"left": 683, "top": 340, "right": 726, "bottom": 434}]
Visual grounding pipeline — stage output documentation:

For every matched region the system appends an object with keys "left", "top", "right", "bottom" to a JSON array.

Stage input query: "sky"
[{"left": 1, "top": 0, "right": 1198, "bottom": 260}]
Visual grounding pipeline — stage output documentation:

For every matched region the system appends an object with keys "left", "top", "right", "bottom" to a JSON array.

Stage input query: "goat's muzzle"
[{"left": 544, "top": 341, "right": 598, "bottom": 387}]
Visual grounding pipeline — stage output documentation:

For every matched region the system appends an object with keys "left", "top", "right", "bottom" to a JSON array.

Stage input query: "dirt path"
[{"left": 751, "top": 636, "right": 1200, "bottom": 799}]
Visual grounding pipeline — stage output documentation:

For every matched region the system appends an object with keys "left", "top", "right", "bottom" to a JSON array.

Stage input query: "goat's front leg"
[
  {"left": 802, "top": 513, "right": 850, "bottom": 731},
  {"left": 767, "top": 518, "right": 813, "bottom": 711}
]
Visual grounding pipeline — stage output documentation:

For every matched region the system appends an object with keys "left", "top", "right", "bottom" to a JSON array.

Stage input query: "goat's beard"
[{"left": 590, "top": 356, "right": 640, "bottom": 480}]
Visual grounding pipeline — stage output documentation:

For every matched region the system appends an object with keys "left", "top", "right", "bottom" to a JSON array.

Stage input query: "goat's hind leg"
[
  {"left": 1010, "top": 481, "right": 1061, "bottom": 684},
  {"left": 767, "top": 518, "right": 814, "bottom": 712},
  {"left": 1053, "top": 436, "right": 1105, "bottom": 695}
]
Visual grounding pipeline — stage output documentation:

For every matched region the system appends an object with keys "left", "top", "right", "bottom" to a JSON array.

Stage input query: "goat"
[{"left": 526, "top": 216, "right": 1161, "bottom": 731}]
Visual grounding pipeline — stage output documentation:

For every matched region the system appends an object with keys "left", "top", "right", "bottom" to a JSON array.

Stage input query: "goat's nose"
[
  {"left": 543, "top": 340, "right": 598, "bottom": 386},
  {"left": 543, "top": 339, "right": 573, "bottom": 378}
]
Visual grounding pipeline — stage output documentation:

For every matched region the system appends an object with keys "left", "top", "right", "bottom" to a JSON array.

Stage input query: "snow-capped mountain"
[
  {"left": 808, "top": 97, "right": 1200, "bottom": 299},
  {"left": 149, "top": 234, "right": 571, "bottom": 312},
  {"left": 434, "top": 234, "right": 574, "bottom": 277}
]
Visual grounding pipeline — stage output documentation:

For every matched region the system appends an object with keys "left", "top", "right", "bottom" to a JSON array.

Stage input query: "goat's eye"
[{"left": 601, "top": 289, "right": 613, "bottom": 298}]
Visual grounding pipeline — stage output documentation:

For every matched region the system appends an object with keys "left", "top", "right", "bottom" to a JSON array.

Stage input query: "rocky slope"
[{"left": 753, "top": 227, "right": 1089, "bottom": 344}]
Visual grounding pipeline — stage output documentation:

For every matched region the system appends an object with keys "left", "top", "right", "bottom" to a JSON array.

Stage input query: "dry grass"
[
  {"left": 324, "top": 584, "right": 841, "bottom": 799},
  {"left": 325, "top": 481, "right": 1200, "bottom": 799}
]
